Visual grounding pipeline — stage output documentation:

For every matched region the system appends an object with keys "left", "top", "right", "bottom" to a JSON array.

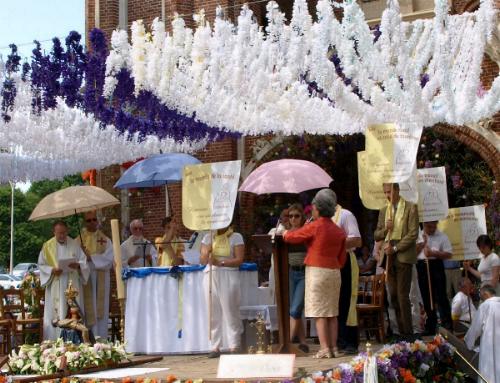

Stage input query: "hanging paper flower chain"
[
  {"left": 0, "top": 73, "right": 209, "bottom": 183},
  {"left": 0, "top": 29, "right": 233, "bottom": 182},
  {"left": 104, "top": 0, "right": 499, "bottom": 137}
]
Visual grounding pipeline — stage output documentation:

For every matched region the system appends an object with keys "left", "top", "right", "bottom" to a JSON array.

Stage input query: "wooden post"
[
  {"left": 208, "top": 230, "right": 213, "bottom": 341},
  {"left": 110, "top": 219, "right": 126, "bottom": 342}
]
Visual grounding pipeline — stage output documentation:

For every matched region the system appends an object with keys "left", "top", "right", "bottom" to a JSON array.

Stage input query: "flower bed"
[
  {"left": 3, "top": 336, "right": 465, "bottom": 382},
  {"left": 305, "top": 335, "right": 466, "bottom": 383},
  {"left": 8, "top": 339, "right": 129, "bottom": 375}
]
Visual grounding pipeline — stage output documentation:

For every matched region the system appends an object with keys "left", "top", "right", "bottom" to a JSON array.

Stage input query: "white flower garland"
[
  {"left": 0, "top": 76, "right": 207, "bottom": 183},
  {"left": 104, "top": 0, "right": 499, "bottom": 136}
]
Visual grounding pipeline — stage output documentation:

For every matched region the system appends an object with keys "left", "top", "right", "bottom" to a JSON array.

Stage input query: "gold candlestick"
[{"left": 248, "top": 312, "right": 271, "bottom": 354}]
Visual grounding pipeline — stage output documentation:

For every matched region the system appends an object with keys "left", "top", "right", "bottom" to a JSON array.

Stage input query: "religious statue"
[{"left": 52, "top": 281, "right": 93, "bottom": 344}]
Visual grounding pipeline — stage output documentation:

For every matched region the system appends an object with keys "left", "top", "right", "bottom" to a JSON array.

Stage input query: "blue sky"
[
  {"left": 0, "top": 1, "right": 85, "bottom": 191},
  {"left": 0, "top": 0, "right": 85, "bottom": 61}
]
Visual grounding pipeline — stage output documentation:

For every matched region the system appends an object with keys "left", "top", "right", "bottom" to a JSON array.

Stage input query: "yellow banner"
[
  {"left": 182, "top": 163, "right": 213, "bottom": 231},
  {"left": 365, "top": 123, "right": 422, "bottom": 183},
  {"left": 357, "top": 151, "right": 416, "bottom": 210},
  {"left": 438, "top": 205, "right": 486, "bottom": 260},
  {"left": 357, "top": 151, "right": 385, "bottom": 210},
  {"left": 182, "top": 161, "right": 241, "bottom": 231}
]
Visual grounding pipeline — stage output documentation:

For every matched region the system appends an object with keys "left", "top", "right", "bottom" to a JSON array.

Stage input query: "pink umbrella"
[{"left": 239, "top": 159, "right": 333, "bottom": 194}]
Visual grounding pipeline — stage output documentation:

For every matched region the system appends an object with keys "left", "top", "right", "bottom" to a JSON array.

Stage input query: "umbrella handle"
[{"left": 74, "top": 209, "right": 83, "bottom": 245}]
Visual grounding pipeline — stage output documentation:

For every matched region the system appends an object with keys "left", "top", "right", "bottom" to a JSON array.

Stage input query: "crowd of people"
[{"left": 36, "top": 183, "right": 499, "bottom": 379}]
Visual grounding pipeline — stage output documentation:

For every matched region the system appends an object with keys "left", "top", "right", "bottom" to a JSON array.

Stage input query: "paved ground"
[{"left": 108, "top": 341, "right": 385, "bottom": 381}]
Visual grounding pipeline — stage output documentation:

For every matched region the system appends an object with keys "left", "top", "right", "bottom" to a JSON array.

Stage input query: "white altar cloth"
[{"left": 124, "top": 264, "right": 272, "bottom": 354}]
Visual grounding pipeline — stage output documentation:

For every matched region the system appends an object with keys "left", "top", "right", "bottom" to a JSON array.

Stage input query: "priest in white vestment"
[
  {"left": 121, "top": 219, "right": 157, "bottom": 268},
  {"left": 38, "top": 221, "right": 89, "bottom": 341},
  {"left": 77, "top": 211, "right": 114, "bottom": 340},
  {"left": 464, "top": 285, "right": 500, "bottom": 383}
]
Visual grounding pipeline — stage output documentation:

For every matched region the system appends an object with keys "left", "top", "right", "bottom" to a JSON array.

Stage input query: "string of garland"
[
  {"left": 8, "top": 29, "right": 233, "bottom": 142},
  {"left": 103, "top": 0, "right": 499, "bottom": 136}
]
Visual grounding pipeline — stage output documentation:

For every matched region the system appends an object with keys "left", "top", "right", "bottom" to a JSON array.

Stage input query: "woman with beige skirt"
[{"left": 284, "top": 189, "right": 347, "bottom": 358}]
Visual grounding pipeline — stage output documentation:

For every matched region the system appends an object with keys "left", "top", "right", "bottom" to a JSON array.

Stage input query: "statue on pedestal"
[{"left": 52, "top": 281, "right": 94, "bottom": 344}]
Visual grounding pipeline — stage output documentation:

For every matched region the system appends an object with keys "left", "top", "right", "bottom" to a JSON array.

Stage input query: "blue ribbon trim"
[{"left": 122, "top": 262, "right": 257, "bottom": 280}]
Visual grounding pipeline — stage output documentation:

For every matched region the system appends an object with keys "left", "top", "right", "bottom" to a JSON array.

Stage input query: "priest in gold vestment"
[
  {"left": 38, "top": 221, "right": 89, "bottom": 340},
  {"left": 77, "top": 211, "right": 114, "bottom": 340}
]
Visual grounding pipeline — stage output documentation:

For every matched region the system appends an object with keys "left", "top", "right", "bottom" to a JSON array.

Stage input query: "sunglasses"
[
  {"left": 85, "top": 218, "right": 98, "bottom": 223},
  {"left": 288, "top": 214, "right": 301, "bottom": 219}
]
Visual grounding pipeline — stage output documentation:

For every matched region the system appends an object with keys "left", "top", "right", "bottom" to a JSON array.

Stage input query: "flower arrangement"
[
  {"left": 5, "top": 336, "right": 464, "bottom": 383},
  {"left": 8, "top": 339, "right": 129, "bottom": 375},
  {"left": 303, "top": 335, "right": 466, "bottom": 383}
]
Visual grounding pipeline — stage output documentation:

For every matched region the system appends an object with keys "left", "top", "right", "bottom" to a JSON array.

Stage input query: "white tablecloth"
[{"left": 124, "top": 265, "right": 273, "bottom": 354}]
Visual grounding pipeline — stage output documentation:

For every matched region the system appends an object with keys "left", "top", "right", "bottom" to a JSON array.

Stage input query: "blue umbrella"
[{"left": 114, "top": 153, "right": 201, "bottom": 189}]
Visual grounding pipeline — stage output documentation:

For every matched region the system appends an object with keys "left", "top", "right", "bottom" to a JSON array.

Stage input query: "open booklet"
[{"left": 57, "top": 257, "right": 78, "bottom": 273}]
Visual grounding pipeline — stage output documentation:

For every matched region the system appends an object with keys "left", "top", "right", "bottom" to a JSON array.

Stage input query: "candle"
[{"left": 111, "top": 219, "right": 126, "bottom": 300}]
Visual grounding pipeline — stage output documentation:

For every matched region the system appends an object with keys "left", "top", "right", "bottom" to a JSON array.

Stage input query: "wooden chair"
[
  {"left": 0, "top": 288, "right": 14, "bottom": 355},
  {"left": 357, "top": 273, "right": 386, "bottom": 343},
  {"left": 1, "top": 288, "right": 43, "bottom": 346}
]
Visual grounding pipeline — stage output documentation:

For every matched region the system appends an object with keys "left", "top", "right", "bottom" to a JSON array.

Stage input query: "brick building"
[{"left": 86, "top": 0, "right": 500, "bottom": 251}]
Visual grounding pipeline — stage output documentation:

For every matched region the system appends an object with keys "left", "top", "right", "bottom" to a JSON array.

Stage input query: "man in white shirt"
[
  {"left": 121, "top": 219, "right": 157, "bottom": 267},
  {"left": 465, "top": 285, "right": 500, "bottom": 383},
  {"left": 416, "top": 221, "right": 453, "bottom": 334},
  {"left": 451, "top": 277, "right": 477, "bottom": 333}
]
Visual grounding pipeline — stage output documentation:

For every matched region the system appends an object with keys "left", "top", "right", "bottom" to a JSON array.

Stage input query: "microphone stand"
[{"left": 132, "top": 240, "right": 150, "bottom": 267}]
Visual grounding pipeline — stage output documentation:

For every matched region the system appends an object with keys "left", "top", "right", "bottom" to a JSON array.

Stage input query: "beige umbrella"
[{"left": 29, "top": 185, "right": 120, "bottom": 221}]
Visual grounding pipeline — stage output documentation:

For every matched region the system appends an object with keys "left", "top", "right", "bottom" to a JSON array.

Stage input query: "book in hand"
[{"left": 58, "top": 257, "right": 78, "bottom": 273}]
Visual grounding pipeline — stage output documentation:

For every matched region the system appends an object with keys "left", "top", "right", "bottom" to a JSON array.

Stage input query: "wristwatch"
[{"left": 393, "top": 245, "right": 398, "bottom": 253}]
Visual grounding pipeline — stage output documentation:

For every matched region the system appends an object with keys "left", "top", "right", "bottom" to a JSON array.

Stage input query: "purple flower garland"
[
  {"left": 2, "top": 28, "right": 236, "bottom": 145},
  {"left": 1, "top": 44, "right": 21, "bottom": 122}
]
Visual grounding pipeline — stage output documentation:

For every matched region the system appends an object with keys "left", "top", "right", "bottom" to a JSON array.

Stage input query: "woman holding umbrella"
[{"left": 283, "top": 189, "right": 346, "bottom": 358}]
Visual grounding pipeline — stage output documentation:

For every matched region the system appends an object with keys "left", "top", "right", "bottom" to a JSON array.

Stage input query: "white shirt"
[
  {"left": 417, "top": 230, "right": 452, "bottom": 260},
  {"left": 465, "top": 297, "right": 500, "bottom": 383},
  {"left": 477, "top": 252, "right": 499, "bottom": 286},
  {"left": 121, "top": 236, "right": 158, "bottom": 268},
  {"left": 451, "top": 291, "right": 476, "bottom": 323},
  {"left": 334, "top": 208, "right": 361, "bottom": 252}
]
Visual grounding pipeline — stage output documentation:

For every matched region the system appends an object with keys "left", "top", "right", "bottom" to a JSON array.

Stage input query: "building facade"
[{"left": 86, "top": 0, "right": 500, "bottom": 247}]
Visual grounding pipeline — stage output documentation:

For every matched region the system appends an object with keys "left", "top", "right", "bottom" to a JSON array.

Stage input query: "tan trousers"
[
  {"left": 445, "top": 268, "right": 462, "bottom": 302},
  {"left": 387, "top": 258, "right": 414, "bottom": 337}
]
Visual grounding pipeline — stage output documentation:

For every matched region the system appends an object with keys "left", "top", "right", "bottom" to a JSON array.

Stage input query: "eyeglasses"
[
  {"left": 85, "top": 218, "right": 98, "bottom": 223},
  {"left": 131, "top": 226, "right": 143, "bottom": 231},
  {"left": 288, "top": 214, "right": 301, "bottom": 219}
]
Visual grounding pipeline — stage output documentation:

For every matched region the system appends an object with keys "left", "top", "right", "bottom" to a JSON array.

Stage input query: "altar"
[{"left": 124, "top": 263, "right": 273, "bottom": 354}]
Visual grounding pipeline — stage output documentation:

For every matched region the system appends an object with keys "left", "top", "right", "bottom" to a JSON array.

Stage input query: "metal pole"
[{"left": 9, "top": 181, "right": 14, "bottom": 274}]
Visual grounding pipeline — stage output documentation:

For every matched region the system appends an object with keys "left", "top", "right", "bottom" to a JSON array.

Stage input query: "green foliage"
[{"left": 0, "top": 175, "right": 83, "bottom": 269}]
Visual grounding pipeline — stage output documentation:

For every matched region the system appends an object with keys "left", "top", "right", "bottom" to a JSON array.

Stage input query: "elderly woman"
[
  {"left": 284, "top": 189, "right": 346, "bottom": 358},
  {"left": 155, "top": 217, "right": 184, "bottom": 266},
  {"left": 200, "top": 226, "right": 244, "bottom": 358},
  {"left": 464, "top": 235, "right": 499, "bottom": 295},
  {"left": 287, "top": 203, "right": 309, "bottom": 353}
]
